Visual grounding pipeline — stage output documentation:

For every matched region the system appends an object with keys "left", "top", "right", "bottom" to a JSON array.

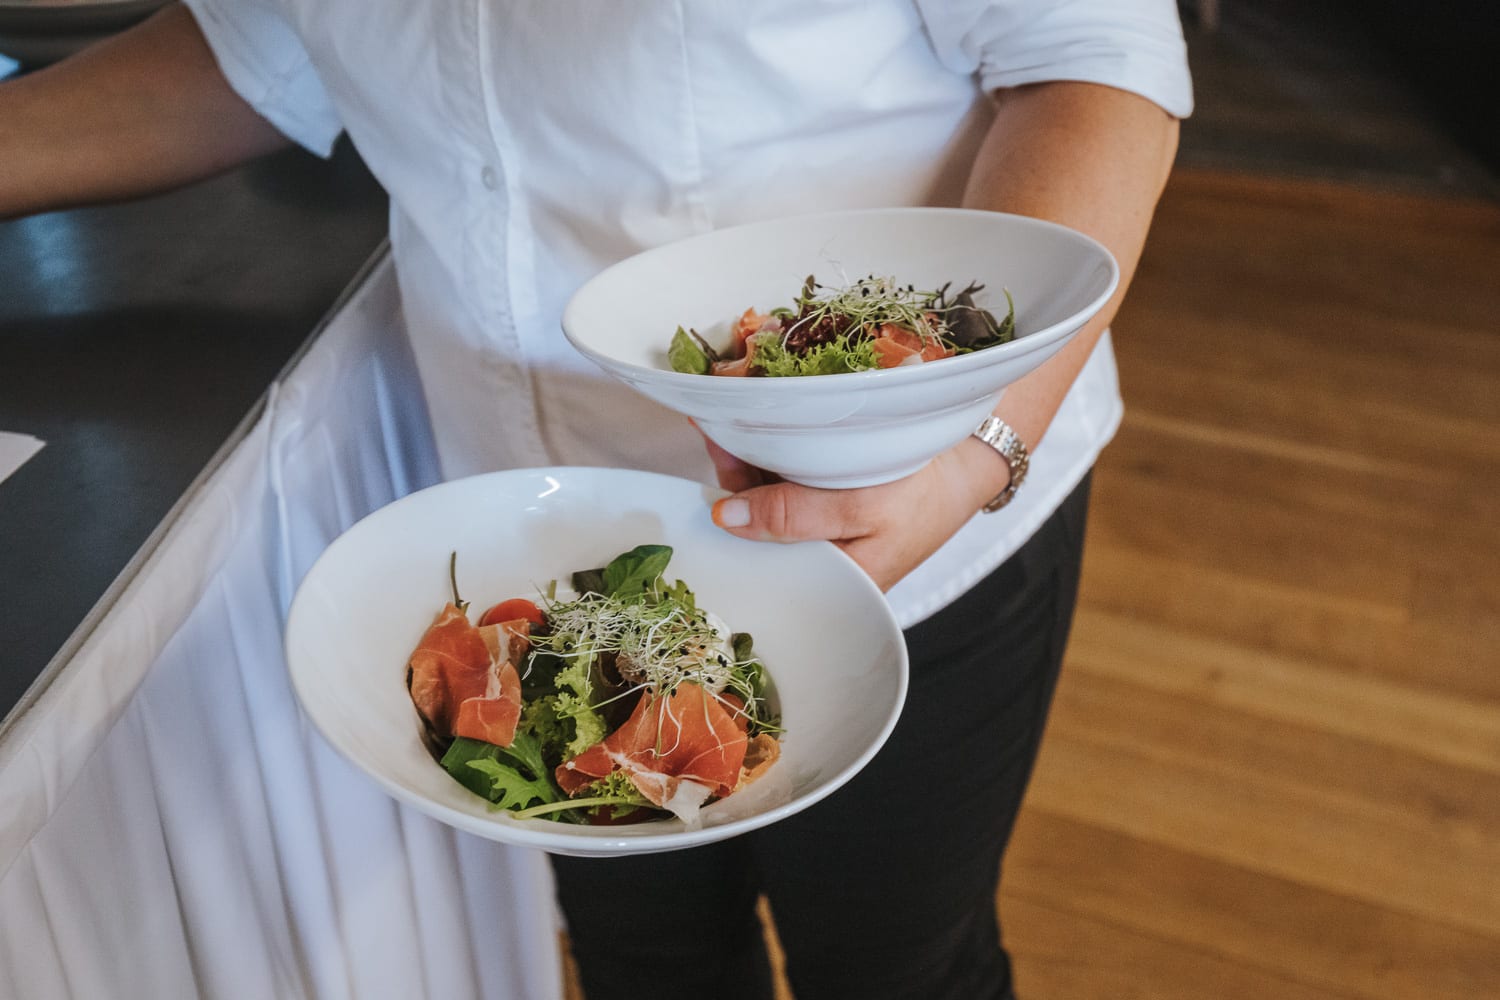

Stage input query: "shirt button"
[{"left": 480, "top": 165, "right": 499, "bottom": 190}]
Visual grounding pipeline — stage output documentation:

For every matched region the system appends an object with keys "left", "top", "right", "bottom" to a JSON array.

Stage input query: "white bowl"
[
  {"left": 285, "top": 467, "right": 908, "bottom": 857},
  {"left": 562, "top": 207, "right": 1119, "bottom": 488}
]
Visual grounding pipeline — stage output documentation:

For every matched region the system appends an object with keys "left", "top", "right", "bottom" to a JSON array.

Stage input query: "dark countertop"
[{"left": 0, "top": 141, "right": 389, "bottom": 725}]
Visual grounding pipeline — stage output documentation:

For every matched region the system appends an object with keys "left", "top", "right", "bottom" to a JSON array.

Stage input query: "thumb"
[{"left": 710, "top": 482, "right": 864, "bottom": 544}]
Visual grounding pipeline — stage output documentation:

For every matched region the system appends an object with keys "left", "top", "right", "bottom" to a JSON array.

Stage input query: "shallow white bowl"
[
  {"left": 562, "top": 207, "right": 1119, "bottom": 488},
  {"left": 285, "top": 467, "right": 908, "bottom": 857}
]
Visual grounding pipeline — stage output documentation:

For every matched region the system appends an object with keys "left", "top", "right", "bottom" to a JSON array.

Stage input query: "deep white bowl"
[
  {"left": 562, "top": 207, "right": 1119, "bottom": 488},
  {"left": 285, "top": 467, "right": 908, "bottom": 857}
]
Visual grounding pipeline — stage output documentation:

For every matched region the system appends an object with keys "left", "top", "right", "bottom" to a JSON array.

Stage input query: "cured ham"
[
  {"left": 870, "top": 323, "right": 952, "bottom": 368},
  {"left": 733, "top": 308, "right": 774, "bottom": 352},
  {"left": 710, "top": 310, "right": 781, "bottom": 376},
  {"left": 408, "top": 603, "right": 529, "bottom": 748},
  {"left": 557, "top": 682, "right": 749, "bottom": 807}
]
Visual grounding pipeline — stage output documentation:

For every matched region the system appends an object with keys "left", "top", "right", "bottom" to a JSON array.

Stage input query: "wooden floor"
[
  {"left": 998, "top": 168, "right": 1500, "bottom": 998},
  {"left": 563, "top": 170, "right": 1500, "bottom": 997}
]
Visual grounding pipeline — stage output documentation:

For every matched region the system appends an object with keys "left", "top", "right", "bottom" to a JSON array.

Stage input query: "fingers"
[
  {"left": 711, "top": 487, "right": 899, "bottom": 589},
  {"left": 704, "top": 449, "right": 980, "bottom": 593},
  {"left": 711, "top": 482, "right": 867, "bottom": 544},
  {"left": 695, "top": 426, "right": 769, "bottom": 493}
]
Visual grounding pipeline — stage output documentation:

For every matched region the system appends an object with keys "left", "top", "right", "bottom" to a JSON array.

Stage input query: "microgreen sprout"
[
  {"left": 782, "top": 274, "right": 947, "bottom": 349},
  {"left": 543, "top": 594, "right": 733, "bottom": 695}
]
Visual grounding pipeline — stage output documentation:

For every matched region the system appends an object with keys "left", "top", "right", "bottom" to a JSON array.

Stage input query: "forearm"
[
  {"left": 0, "top": 3, "right": 290, "bottom": 220},
  {"left": 953, "top": 81, "right": 1180, "bottom": 505}
]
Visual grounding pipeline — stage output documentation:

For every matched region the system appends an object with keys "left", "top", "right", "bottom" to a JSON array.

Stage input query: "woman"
[{"left": 0, "top": 3, "right": 1190, "bottom": 996}]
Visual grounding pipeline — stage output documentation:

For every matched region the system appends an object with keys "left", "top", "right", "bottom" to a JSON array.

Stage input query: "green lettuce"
[
  {"left": 441, "top": 733, "right": 560, "bottom": 811},
  {"left": 751, "top": 332, "right": 879, "bottom": 377},
  {"left": 667, "top": 326, "right": 711, "bottom": 375}
]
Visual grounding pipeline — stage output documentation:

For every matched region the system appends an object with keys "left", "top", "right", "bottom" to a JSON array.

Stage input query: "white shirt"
[{"left": 184, "top": 0, "right": 1192, "bottom": 627}]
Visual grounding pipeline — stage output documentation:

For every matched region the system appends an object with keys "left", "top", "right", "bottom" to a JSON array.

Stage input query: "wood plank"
[
  {"left": 1079, "top": 538, "right": 1500, "bottom": 705},
  {"left": 1000, "top": 895, "right": 1360, "bottom": 1000},
  {"left": 1113, "top": 171, "right": 1500, "bottom": 485},
  {"left": 1098, "top": 417, "right": 1496, "bottom": 544},
  {"left": 1114, "top": 355, "right": 1500, "bottom": 469},
  {"left": 1117, "top": 313, "right": 1500, "bottom": 414},
  {"left": 1023, "top": 712, "right": 1500, "bottom": 937},
  {"left": 1003, "top": 812, "right": 1500, "bottom": 1000},
  {"left": 1065, "top": 609, "right": 1500, "bottom": 777},
  {"left": 1052, "top": 656, "right": 1500, "bottom": 827},
  {"left": 1083, "top": 468, "right": 1417, "bottom": 611}
]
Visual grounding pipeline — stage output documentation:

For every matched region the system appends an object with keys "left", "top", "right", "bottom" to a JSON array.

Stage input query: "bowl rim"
[{"left": 561, "top": 206, "right": 1120, "bottom": 393}]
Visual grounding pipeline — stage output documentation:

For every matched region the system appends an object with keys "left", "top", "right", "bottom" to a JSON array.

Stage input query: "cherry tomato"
[{"left": 478, "top": 597, "right": 546, "bottom": 628}]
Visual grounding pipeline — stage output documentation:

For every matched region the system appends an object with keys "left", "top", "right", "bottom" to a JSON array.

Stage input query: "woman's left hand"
[{"left": 703, "top": 435, "right": 1007, "bottom": 591}]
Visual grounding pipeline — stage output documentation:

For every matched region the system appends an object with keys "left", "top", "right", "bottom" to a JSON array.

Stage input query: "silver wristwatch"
[{"left": 971, "top": 416, "right": 1030, "bottom": 513}]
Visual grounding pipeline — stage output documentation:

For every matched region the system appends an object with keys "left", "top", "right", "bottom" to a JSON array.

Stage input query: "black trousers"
[{"left": 551, "top": 474, "right": 1092, "bottom": 1000}]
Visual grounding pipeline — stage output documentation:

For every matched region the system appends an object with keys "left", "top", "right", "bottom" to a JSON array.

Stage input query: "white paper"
[{"left": 0, "top": 432, "right": 44, "bottom": 486}]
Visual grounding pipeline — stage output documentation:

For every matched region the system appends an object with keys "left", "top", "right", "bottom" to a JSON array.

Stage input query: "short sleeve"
[
  {"left": 182, "top": 0, "right": 344, "bottom": 156},
  {"left": 916, "top": 0, "right": 1195, "bottom": 118}
]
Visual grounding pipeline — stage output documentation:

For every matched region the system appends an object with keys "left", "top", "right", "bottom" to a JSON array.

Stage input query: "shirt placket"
[{"left": 460, "top": 0, "right": 550, "bottom": 469}]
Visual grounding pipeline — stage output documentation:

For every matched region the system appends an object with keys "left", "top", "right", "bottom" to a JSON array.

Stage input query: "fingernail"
[{"left": 713, "top": 497, "right": 751, "bottom": 528}]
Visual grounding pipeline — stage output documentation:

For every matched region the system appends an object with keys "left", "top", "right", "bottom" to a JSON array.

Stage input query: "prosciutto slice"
[
  {"left": 556, "top": 683, "right": 749, "bottom": 809},
  {"left": 869, "top": 323, "right": 952, "bottom": 368},
  {"left": 407, "top": 603, "right": 529, "bottom": 748}
]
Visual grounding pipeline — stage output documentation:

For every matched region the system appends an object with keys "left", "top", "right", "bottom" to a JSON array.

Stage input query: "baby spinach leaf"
[
  {"left": 571, "top": 567, "right": 607, "bottom": 596},
  {"left": 440, "top": 737, "right": 505, "bottom": 799},
  {"left": 602, "top": 544, "right": 673, "bottom": 598}
]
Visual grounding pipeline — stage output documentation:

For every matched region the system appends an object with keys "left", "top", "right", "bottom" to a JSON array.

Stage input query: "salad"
[
  {"left": 405, "top": 544, "right": 781, "bottom": 828},
  {"left": 668, "top": 274, "right": 1015, "bottom": 378}
]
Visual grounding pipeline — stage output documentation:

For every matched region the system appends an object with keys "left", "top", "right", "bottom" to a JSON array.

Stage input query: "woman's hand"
[{"left": 703, "top": 435, "right": 1009, "bottom": 591}]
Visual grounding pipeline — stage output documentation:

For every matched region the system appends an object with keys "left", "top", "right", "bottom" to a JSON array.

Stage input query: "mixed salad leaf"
[
  {"left": 669, "top": 274, "right": 1016, "bottom": 378},
  {"left": 406, "top": 545, "right": 781, "bottom": 825}
]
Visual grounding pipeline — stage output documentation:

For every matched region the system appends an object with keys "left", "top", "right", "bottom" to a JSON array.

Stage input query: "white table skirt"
[{"left": 0, "top": 254, "right": 563, "bottom": 1000}]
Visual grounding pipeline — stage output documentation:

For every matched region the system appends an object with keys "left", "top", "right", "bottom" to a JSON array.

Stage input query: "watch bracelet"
[{"left": 971, "top": 415, "right": 1030, "bottom": 513}]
